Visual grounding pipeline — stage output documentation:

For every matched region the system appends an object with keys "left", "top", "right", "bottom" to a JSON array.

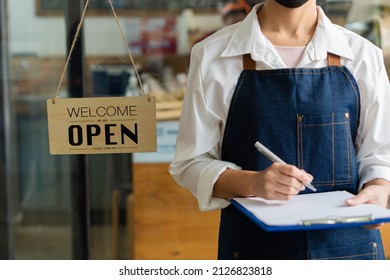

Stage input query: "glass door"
[
  {"left": 0, "top": 0, "right": 72, "bottom": 259},
  {"left": 0, "top": 0, "right": 132, "bottom": 260}
]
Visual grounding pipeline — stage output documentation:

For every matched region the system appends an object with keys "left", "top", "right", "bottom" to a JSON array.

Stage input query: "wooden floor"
[{"left": 133, "top": 163, "right": 390, "bottom": 260}]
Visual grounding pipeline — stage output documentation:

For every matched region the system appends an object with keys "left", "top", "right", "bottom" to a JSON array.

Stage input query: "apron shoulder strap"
[
  {"left": 243, "top": 53, "right": 256, "bottom": 70},
  {"left": 327, "top": 53, "right": 341, "bottom": 66}
]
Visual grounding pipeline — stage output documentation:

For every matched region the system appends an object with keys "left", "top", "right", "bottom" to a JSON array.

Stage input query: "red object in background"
[{"left": 129, "top": 18, "right": 177, "bottom": 55}]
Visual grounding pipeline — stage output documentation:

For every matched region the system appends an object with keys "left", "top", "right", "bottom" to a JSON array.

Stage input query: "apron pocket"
[
  {"left": 309, "top": 242, "right": 379, "bottom": 260},
  {"left": 297, "top": 112, "right": 353, "bottom": 188}
]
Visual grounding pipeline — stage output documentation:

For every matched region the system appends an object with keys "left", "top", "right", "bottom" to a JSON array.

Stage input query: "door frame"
[{"left": 0, "top": 0, "right": 15, "bottom": 260}]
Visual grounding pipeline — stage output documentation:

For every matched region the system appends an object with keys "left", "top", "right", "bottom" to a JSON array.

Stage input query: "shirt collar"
[{"left": 221, "top": 4, "right": 354, "bottom": 63}]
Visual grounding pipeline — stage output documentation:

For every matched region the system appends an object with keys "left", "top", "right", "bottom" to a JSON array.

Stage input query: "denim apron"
[{"left": 219, "top": 53, "right": 385, "bottom": 260}]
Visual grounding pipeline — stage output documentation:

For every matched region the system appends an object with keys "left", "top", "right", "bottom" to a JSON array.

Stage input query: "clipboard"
[{"left": 230, "top": 191, "right": 390, "bottom": 232}]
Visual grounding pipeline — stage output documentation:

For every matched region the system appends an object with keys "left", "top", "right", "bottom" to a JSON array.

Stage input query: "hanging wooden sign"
[{"left": 47, "top": 96, "right": 157, "bottom": 155}]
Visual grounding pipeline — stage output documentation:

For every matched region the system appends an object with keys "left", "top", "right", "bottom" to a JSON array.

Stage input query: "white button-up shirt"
[{"left": 169, "top": 4, "right": 390, "bottom": 211}]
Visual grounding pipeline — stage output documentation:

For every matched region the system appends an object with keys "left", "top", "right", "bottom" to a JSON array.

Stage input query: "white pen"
[{"left": 254, "top": 141, "right": 317, "bottom": 192}]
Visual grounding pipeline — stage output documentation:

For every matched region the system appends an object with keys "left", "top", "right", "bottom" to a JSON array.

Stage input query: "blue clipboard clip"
[{"left": 301, "top": 215, "right": 373, "bottom": 226}]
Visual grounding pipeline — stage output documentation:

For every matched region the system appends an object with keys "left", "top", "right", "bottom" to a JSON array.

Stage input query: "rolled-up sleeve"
[{"left": 169, "top": 47, "right": 239, "bottom": 211}]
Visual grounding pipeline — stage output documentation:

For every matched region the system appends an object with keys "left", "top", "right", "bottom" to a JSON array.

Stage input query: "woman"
[{"left": 169, "top": 0, "right": 390, "bottom": 259}]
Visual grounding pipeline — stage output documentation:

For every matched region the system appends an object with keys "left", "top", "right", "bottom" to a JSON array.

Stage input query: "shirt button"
[{"left": 233, "top": 251, "right": 239, "bottom": 258}]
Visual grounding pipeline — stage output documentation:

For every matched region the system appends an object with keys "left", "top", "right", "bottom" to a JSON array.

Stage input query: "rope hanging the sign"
[{"left": 53, "top": 0, "right": 145, "bottom": 103}]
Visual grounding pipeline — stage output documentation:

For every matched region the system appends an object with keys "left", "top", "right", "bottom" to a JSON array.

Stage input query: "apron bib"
[{"left": 219, "top": 53, "right": 384, "bottom": 260}]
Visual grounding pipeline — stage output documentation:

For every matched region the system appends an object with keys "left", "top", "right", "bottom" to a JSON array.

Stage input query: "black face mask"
[{"left": 274, "top": 0, "right": 310, "bottom": 8}]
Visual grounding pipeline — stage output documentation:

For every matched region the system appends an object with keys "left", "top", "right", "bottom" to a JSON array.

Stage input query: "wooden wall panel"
[
  {"left": 380, "top": 223, "right": 390, "bottom": 259},
  {"left": 133, "top": 163, "right": 220, "bottom": 260}
]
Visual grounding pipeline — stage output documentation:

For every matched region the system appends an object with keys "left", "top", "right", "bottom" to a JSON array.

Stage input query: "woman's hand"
[
  {"left": 249, "top": 162, "right": 313, "bottom": 201},
  {"left": 346, "top": 179, "right": 390, "bottom": 208},
  {"left": 213, "top": 163, "right": 313, "bottom": 201},
  {"left": 346, "top": 179, "right": 390, "bottom": 229}
]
